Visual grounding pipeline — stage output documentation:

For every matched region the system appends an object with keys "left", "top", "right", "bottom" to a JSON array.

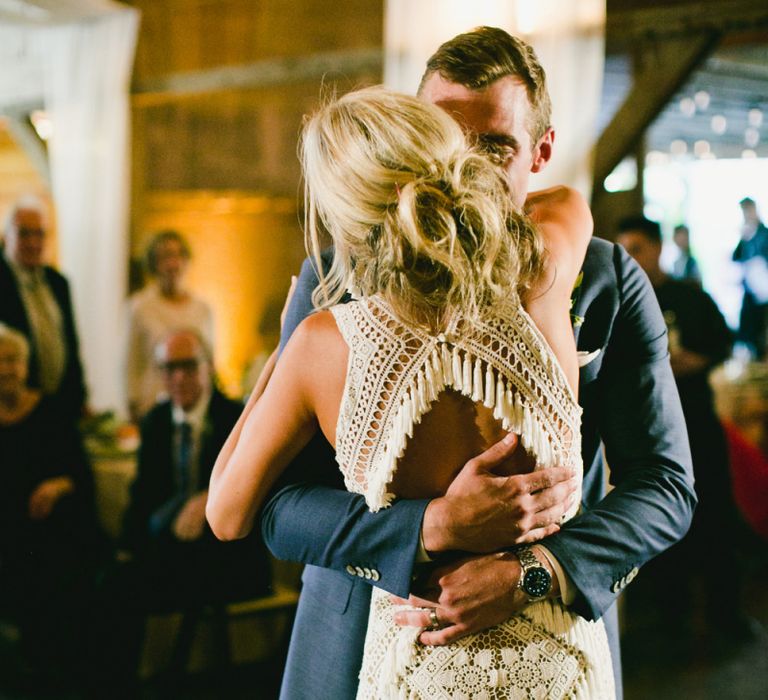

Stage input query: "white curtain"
[
  {"left": 384, "top": 0, "right": 605, "bottom": 198},
  {"left": 0, "top": 1, "right": 139, "bottom": 413}
]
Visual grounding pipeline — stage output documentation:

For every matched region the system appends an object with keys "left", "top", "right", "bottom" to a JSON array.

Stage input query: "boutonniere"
[{"left": 570, "top": 271, "right": 584, "bottom": 328}]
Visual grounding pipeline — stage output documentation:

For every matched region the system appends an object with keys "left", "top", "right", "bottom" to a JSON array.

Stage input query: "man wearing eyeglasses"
[{"left": 89, "top": 329, "right": 270, "bottom": 693}]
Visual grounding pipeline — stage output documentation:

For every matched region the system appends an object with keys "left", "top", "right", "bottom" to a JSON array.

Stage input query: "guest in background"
[
  {"left": 618, "top": 216, "right": 753, "bottom": 650},
  {"left": 0, "top": 196, "right": 88, "bottom": 417},
  {"left": 0, "top": 323, "right": 101, "bottom": 686},
  {"left": 126, "top": 230, "right": 213, "bottom": 422},
  {"left": 671, "top": 224, "right": 701, "bottom": 285},
  {"left": 732, "top": 197, "right": 768, "bottom": 359},
  {"left": 91, "top": 330, "right": 270, "bottom": 693}
]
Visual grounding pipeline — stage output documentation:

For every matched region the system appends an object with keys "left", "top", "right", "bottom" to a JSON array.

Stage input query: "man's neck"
[
  {"left": 172, "top": 388, "right": 212, "bottom": 425},
  {"left": 5, "top": 253, "right": 42, "bottom": 276}
]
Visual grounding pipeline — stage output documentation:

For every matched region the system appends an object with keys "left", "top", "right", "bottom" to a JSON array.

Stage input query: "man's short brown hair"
[{"left": 418, "top": 26, "right": 552, "bottom": 143}]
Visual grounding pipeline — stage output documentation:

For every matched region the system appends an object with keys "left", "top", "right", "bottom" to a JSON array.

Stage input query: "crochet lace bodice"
[
  {"left": 330, "top": 294, "right": 583, "bottom": 512},
  {"left": 330, "top": 295, "right": 614, "bottom": 699}
]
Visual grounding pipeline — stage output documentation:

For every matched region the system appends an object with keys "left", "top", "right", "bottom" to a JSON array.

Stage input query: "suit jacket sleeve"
[
  {"left": 679, "top": 286, "right": 732, "bottom": 365},
  {"left": 47, "top": 269, "right": 88, "bottom": 413},
  {"left": 262, "top": 255, "right": 430, "bottom": 597},
  {"left": 543, "top": 244, "right": 697, "bottom": 621}
]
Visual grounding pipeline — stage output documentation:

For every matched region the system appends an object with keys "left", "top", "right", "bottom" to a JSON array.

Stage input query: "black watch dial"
[{"left": 522, "top": 567, "right": 552, "bottom": 598}]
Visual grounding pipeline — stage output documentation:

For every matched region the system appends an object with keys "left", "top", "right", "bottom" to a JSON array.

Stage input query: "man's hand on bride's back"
[{"left": 421, "top": 434, "right": 579, "bottom": 554}]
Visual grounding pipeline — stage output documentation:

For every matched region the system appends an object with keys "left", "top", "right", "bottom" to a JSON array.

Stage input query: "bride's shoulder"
[
  {"left": 294, "top": 308, "right": 341, "bottom": 339},
  {"left": 526, "top": 186, "right": 592, "bottom": 246}
]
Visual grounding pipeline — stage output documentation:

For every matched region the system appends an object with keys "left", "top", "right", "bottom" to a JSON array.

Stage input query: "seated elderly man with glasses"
[{"left": 89, "top": 329, "right": 271, "bottom": 694}]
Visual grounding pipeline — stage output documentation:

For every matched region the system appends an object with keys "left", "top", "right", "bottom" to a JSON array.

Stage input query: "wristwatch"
[{"left": 515, "top": 546, "right": 552, "bottom": 601}]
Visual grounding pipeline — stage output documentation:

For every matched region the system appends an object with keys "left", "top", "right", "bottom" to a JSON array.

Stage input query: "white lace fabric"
[
  {"left": 329, "top": 295, "right": 615, "bottom": 699},
  {"left": 331, "top": 295, "right": 581, "bottom": 513}
]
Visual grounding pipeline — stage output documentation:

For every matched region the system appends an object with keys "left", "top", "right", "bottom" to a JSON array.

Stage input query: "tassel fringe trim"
[{"left": 367, "top": 344, "right": 566, "bottom": 512}]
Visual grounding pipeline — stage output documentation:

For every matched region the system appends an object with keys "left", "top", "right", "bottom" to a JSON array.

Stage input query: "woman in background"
[
  {"left": 0, "top": 323, "right": 101, "bottom": 685},
  {"left": 125, "top": 230, "right": 213, "bottom": 422}
]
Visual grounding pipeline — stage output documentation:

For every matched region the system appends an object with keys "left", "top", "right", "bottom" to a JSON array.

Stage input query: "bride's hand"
[
  {"left": 391, "top": 550, "right": 558, "bottom": 646},
  {"left": 391, "top": 552, "right": 525, "bottom": 645}
]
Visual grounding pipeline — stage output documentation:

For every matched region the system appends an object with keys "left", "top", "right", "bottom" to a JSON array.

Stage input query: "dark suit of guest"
[
  {"left": 733, "top": 221, "right": 768, "bottom": 358},
  {"left": 121, "top": 389, "right": 271, "bottom": 603},
  {"left": 90, "top": 389, "right": 270, "bottom": 691},
  {"left": 635, "top": 278, "right": 742, "bottom": 635},
  {"left": 262, "top": 239, "right": 696, "bottom": 700},
  {"left": 0, "top": 396, "right": 102, "bottom": 672},
  {"left": 0, "top": 255, "right": 87, "bottom": 415}
]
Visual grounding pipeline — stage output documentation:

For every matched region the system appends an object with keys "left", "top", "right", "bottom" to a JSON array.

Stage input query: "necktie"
[
  {"left": 177, "top": 421, "right": 193, "bottom": 495},
  {"left": 23, "top": 274, "right": 66, "bottom": 393}
]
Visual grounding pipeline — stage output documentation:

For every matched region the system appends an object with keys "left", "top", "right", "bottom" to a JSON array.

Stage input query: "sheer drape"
[
  {"left": 0, "top": 1, "right": 139, "bottom": 412},
  {"left": 384, "top": 0, "right": 605, "bottom": 198},
  {"left": 39, "top": 6, "right": 138, "bottom": 412}
]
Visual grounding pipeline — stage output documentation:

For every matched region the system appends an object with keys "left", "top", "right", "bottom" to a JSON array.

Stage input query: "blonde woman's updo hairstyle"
[{"left": 301, "top": 86, "right": 544, "bottom": 331}]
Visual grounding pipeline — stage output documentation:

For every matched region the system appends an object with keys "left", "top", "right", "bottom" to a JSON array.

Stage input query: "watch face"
[{"left": 522, "top": 567, "right": 552, "bottom": 598}]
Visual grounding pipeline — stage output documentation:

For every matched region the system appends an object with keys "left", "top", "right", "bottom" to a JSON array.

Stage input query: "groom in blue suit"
[{"left": 262, "top": 27, "right": 695, "bottom": 699}]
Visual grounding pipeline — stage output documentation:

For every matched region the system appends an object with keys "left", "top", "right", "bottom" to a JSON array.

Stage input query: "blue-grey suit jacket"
[{"left": 262, "top": 238, "right": 696, "bottom": 699}]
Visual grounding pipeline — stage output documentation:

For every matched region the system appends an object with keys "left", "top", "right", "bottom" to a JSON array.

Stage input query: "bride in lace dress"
[{"left": 207, "top": 86, "right": 615, "bottom": 699}]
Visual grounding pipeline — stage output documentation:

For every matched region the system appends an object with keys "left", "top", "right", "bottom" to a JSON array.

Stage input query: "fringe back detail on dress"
[
  {"left": 331, "top": 295, "right": 582, "bottom": 513},
  {"left": 329, "top": 296, "right": 615, "bottom": 699}
]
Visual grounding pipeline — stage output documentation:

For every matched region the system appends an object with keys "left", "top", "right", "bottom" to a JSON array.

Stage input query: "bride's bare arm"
[{"left": 207, "top": 315, "right": 326, "bottom": 541}]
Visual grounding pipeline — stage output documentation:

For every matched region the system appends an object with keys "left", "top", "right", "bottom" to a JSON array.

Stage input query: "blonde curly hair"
[{"left": 301, "top": 86, "right": 544, "bottom": 331}]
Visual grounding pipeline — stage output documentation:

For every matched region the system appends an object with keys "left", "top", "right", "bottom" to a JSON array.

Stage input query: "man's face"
[
  {"left": 617, "top": 231, "right": 662, "bottom": 278},
  {"left": 157, "top": 333, "right": 211, "bottom": 411},
  {"left": 419, "top": 73, "right": 553, "bottom": 206},
  {"left": 6, "top": 208, "right": 46, "bottom": 269},
  {"left": 741, "top": 202, "right": 758, "bottom": 226},
  {"left": 673, "top": 228, "right": 689, "bottom": 252}
]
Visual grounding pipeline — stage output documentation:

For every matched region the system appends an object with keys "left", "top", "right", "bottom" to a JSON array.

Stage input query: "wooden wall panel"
[
  {"left": 128, "top": 0, "right": 384, "bottom": 396},
  {"left": 128, "top": 0, "right": 383, "bottom": 79}
]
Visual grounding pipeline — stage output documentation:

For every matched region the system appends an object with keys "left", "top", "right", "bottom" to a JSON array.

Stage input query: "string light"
[
  {"left": 670, "top": 139, "right": 688, "bottom": 156},
  {"left": 694, "top": 91, "right": 710, "bottom": 110},
  {"left": 710, "top": 115, "right": 727, "bottom": 134},
  {"left": 679, "top": 97, "right": 696, "bottom": 117},
  {"left": 745, "top": 127, "right": 760, "bottom": 148},
  {"left": 693, "top": 140, "right": 710, "bottom": 157}
]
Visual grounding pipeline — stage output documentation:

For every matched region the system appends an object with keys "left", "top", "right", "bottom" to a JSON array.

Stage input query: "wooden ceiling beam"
[
  {"left": 592, "top": 32, "right": 721, "bottom": 191},
  {"left": 606, "top": 0, "right": 768, "bottom": 52},
  {"left": 131, "top": 47, "right": 382, "bottom": 106},
  {"left": 594, "top": 33, "right": 720, "bottom": 188}
]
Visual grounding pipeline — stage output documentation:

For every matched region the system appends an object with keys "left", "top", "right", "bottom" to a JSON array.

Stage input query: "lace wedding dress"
[{"left": 330, "top": 295, "right": 615, "bottom": 700}]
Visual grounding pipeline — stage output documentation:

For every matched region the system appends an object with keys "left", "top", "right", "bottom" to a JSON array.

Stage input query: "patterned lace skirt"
[{"left": 357, "top": 587, "right": 615, "bottom": 700}]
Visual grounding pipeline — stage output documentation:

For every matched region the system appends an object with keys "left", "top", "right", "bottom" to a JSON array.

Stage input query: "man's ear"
[{"left": 531, "top": 127, "right": 555, "bottom": 173}]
